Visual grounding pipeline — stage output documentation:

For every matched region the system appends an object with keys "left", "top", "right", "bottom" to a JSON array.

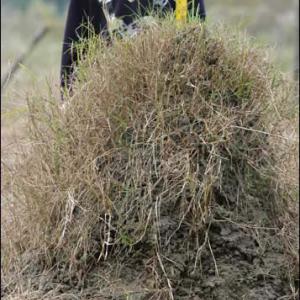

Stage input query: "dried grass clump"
[{"left": 2, "top": 20, "right": 298, "bottom": 297}]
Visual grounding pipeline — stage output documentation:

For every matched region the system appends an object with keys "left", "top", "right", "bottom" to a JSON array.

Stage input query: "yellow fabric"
[{"left": 175, "top": 0, "right": 188, "bottom": 21}]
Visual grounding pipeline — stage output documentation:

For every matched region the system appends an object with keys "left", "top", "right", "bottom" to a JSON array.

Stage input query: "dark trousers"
[
  {"left": 60, "top": 0, "right": 206, "bottom": 94},
  {"left": 60, "top": 0, "right": 108, "bottom": 91}
]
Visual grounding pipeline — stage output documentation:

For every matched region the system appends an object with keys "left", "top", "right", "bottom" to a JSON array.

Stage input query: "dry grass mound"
[{"left": 2, "top": 20, "right": 298, "bottom": 299}]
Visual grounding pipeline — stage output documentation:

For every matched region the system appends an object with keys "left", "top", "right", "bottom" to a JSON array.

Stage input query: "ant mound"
[{"left": 2, "top": 21, "right": 298, "bottom": 300}]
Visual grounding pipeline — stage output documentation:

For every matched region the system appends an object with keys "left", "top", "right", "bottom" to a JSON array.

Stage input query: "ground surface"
[{"left": 2, "top": 206, "right": 296, "bottom": 299}]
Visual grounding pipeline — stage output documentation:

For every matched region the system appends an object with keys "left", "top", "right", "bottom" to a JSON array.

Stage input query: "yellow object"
[{"left": 175, "top": 0, "right": 188, "bottom": 22}]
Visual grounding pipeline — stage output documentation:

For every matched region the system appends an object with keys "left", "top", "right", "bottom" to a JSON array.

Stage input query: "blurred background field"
[{"left": 1, "top": 0, "right": 299, "bottom": 151}]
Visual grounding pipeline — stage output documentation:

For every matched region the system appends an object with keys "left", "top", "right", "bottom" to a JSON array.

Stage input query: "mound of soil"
[
  {"left": 2, "top": 20, "right": 298, "bottom": 300},
  {"left": 3, "top": 207, "right": 292, "bottom": 300}
]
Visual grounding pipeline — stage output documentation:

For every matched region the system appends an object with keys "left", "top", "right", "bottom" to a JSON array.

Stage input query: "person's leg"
[
  {"left": 198, "top": 0, "right": 206, "bottom": 21},
  {"left": 88, "top": 0, "right": 109, "bottom": 35},
  {"left": 60, "top": 0, "right": 108, "bottom": 94},
  {"left": 188, "top": 0, "right": 206, "bottom": 21}
]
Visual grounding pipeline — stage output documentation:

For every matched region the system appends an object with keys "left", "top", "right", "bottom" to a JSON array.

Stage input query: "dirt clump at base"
[{"left": 1, "top": 19, "right": 298, "bottom": 300}]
